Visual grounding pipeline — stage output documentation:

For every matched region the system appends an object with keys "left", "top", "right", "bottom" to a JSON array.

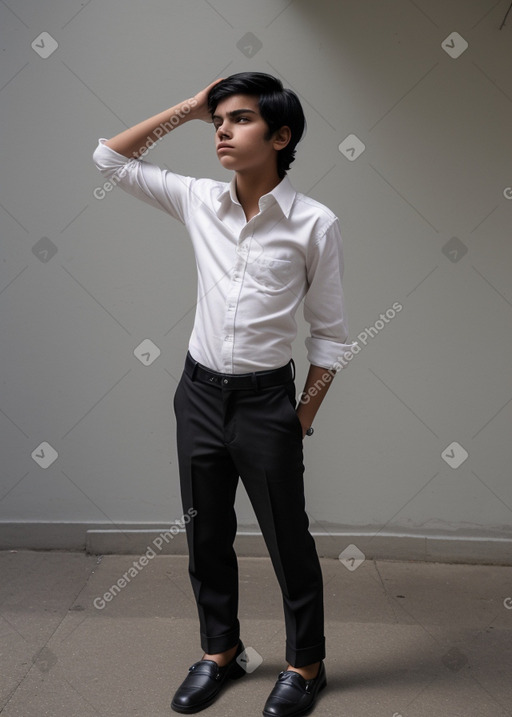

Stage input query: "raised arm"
[{"left": 104, "top": 79, "right": 223, "bottom": 159}]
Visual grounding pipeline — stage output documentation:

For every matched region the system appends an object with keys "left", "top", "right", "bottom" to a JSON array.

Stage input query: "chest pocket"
[{"left": 245, "top": 255, "right": 294, "bottom": 292}]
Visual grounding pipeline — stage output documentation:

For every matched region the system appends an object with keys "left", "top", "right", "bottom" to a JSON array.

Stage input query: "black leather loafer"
[
  {"left": 262, "top": 662, "right": 327, "bottom": 717},
  {"left": 171, "top": 640, "right": 247, "bottom": 713}
]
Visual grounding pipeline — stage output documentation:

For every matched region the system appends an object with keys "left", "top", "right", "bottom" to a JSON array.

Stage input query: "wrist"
[
  {"left": 168, "top": 98, "right": 198, "bottom": 125},
  {"left": 296, "top": 403, "right": 315, "bottom": 427},
  {"left": 296, "top": 410, "right": 314, "bottom": 438}
]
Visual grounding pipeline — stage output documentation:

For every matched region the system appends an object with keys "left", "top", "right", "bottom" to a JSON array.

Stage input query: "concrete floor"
[{"left": 1, "top": 550, "right": 511, "bottom": 717}]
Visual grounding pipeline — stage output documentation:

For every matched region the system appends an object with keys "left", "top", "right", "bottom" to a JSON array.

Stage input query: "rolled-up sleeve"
[
  {"left": 304, "top": 218, "right": 356, "bottom": 370},
  {"left": 92, "top": 138, "right": 193, "bottom": 224}
]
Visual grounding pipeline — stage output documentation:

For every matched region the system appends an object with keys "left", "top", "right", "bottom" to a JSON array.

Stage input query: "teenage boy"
[{"left": 93, "top": 72, "right": 353, "bottom": 716}]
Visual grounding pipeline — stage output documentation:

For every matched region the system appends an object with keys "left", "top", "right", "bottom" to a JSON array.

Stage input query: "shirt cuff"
[
  {"left": 305, "top": 336, "right": 359, "bottom": 371},
  {"left": 93, "top": 138, "right": 133, "bottom": 165}
]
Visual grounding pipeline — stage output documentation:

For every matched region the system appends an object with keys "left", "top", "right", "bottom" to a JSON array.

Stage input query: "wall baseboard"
[{"left": 1, "top": 523, "right": 511, "bottom": 565}]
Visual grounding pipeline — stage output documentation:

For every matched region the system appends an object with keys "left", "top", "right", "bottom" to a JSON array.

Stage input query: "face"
[{"left": 212, "top": 94, "right": 289, "bottom": 177}]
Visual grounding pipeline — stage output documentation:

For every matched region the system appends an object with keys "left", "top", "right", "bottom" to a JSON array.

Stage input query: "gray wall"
[{"left": 1, "top": 0, "right": 511, "bottom": 562}]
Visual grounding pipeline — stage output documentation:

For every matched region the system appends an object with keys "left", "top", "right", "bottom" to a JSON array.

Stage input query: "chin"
[{"left": 218, "top": 157, "right": 239, "bottom": 170}]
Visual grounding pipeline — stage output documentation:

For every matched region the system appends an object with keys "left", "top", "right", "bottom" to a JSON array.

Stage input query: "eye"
[{"left": 237, "top": 116, "right": 249, "bottom": 123}]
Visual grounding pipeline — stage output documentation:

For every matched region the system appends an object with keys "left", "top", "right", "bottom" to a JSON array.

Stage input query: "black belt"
[{"left": 185, "top": 352, "right": 294, "bottom": 390}]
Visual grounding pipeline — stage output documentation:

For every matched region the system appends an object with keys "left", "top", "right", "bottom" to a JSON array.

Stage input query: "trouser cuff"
[
  {"left": 285, "top": 638, "right": 326, "bottom": 667},
  {"left": 200, "top": 626, "right": 240, "bottom": 655}
]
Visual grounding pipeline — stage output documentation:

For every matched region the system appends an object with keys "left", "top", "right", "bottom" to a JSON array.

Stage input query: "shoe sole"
[{"left": 171, "top": 694, "right": 216, "bottom": 714}]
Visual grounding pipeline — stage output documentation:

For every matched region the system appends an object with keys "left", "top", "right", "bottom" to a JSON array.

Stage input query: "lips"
[{"left": 217, "top": 143, "right": 234, "bottom": 151}]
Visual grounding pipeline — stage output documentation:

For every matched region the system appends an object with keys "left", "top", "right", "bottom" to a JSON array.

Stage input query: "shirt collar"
[{"left": 218, "top": 174, "right": 296, "bottom": 219}]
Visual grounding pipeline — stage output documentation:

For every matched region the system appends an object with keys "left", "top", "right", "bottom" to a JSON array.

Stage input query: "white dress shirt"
[{"left": 93, "top": 139, "right": 354, "bottom": 373}]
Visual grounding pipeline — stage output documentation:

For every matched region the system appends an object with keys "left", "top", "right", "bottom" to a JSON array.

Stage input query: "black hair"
[{"left": 207, "top": 72, "right": 306, "bottom": 178}]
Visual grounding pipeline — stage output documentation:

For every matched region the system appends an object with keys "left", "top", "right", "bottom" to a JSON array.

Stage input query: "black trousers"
[{"left": 173, "top": 352, "right": 325, "bottom": 667}]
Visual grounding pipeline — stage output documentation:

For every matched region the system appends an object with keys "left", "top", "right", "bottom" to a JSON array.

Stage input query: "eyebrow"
[{"left": 212, "top": 109, "right": 258, "bottom": 121}]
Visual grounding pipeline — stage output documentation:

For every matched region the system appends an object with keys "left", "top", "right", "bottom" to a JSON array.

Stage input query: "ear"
[{"left": 272, "top": 125, "right": 291, "bottom": 151}]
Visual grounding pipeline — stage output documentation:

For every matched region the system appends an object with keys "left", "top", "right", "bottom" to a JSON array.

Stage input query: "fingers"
[
  {"left": 205, "top": 77, "right": 225, "bottom": 92},
  {"left": 193, "top": 78, "right": 225, "bottom": 122}
]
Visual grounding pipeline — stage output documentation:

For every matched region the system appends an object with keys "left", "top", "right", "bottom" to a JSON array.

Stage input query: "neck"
[{"left": 235, "top": 168, "right": 282, "bottom": 221}]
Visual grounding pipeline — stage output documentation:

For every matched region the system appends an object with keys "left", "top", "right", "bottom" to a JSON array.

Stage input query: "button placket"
[{"left": 221, "top": 226, "right": 253, "bottom": 371}]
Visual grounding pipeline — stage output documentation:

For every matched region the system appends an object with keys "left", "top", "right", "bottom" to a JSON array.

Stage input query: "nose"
[{"left": 216, "top": 121, "right": 231, "bottom": 140}]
